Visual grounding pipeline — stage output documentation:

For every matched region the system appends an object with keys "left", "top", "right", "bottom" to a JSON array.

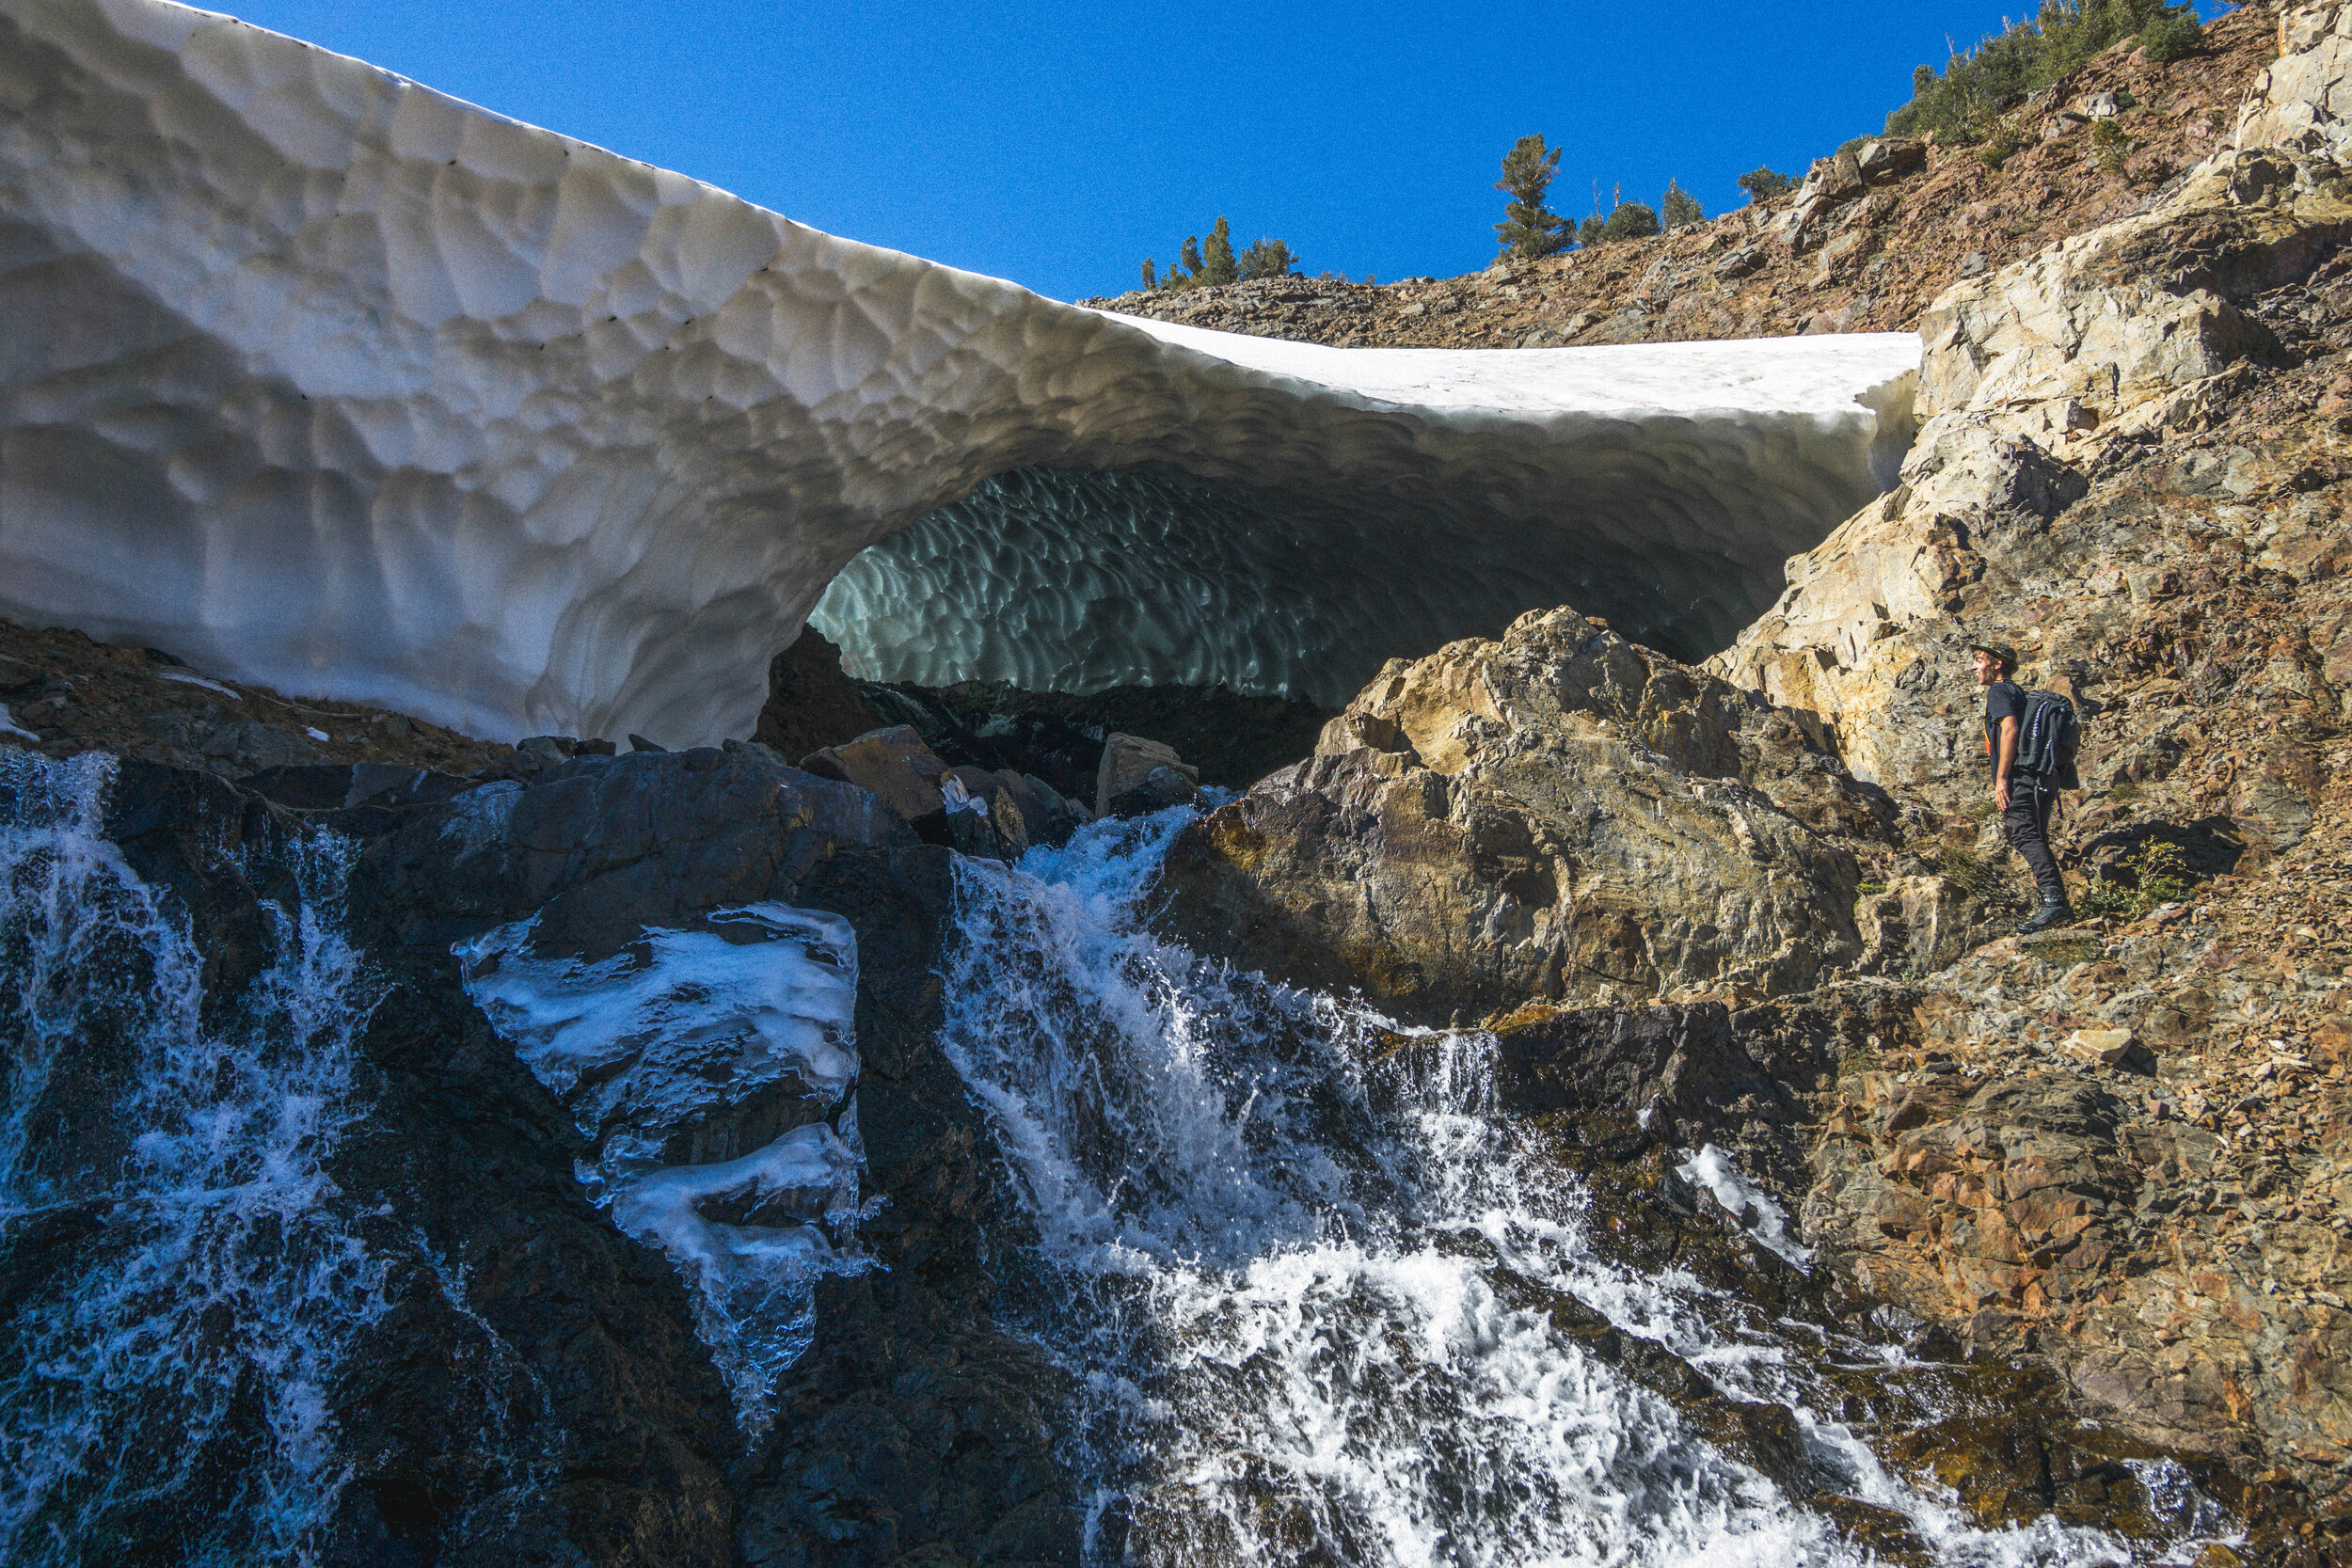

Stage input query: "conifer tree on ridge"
[{"left": 1494, "top": 135, "right": 1569, "bottom": 261}]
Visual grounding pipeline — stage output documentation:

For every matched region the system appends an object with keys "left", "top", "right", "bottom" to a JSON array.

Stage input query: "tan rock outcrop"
[
  {"left": 1712, "top": 6, "right": 2352, "bottom": 806},
  {"left": 1157, "top": 611, "right": 1897, "bottom": 1023}
]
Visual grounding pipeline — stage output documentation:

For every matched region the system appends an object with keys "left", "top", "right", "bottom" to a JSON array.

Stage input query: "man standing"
[{"left": 1972, "top": 642, "right": 2072, "bottom": 933}]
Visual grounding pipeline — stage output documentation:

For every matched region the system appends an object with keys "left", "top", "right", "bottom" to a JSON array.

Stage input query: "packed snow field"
[{"left": 1, "top": 0, "right": 1914, "bottom": 740}]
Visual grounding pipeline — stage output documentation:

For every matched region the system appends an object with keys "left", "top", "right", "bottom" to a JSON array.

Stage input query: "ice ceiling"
[{"left": 0, "top": 0, "right": 1920, "bottom": 744}]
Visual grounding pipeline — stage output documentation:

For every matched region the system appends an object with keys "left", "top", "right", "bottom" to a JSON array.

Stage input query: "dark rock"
[
  {"left": 752, "top": 626, "right": 884, "bottom": 762},
  {"left": 859, "top": 678, "right": 1331, "bottom": 800}
]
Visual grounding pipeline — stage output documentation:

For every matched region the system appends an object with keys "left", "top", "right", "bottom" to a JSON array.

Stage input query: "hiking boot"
[{"left": 2017, "top": 900, "right": 2073, "bottom": 935}]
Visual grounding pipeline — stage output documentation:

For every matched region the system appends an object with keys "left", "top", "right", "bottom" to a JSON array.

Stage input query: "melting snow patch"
[
  {"left": 154, "top": 668, "right": 240, "bottom": 697},
  {"left": 0, "top": 703, "right": 35, "bottom": 741},
  {"left": 1676, "top": 1144, "right": 1811, "bottom": 1268}
]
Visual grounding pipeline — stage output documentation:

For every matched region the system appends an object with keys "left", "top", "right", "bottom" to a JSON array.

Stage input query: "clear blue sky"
[{"left": 221, "top": 0, "right": 2233, "bottom": 302}]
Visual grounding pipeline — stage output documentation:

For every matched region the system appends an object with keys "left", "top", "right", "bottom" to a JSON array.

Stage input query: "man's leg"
[{"left": 2004, "top": 780, "right": 2070, "bottom": 927}]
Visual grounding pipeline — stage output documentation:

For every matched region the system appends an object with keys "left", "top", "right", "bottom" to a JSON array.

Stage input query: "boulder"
[
  {"left": 1158, "top": 611, "right": 1897, "bottom": 1024},
  {"left": 1855, "top": 136, "right": 1928, "bottom": 185},
  {"left": 1094, "top": 731, "right": 1200, "bottom": 816},
  {"left": 752, "top": 626, "right": 884, "bottom": 763},
  {"left": 800, "top": 724, "right": 1086, "bottom": 858}
]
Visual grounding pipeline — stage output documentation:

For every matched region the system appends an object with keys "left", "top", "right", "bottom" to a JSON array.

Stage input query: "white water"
[
  {"left": 0, "top": 751, "right": 386, "bottom": 1567},
  {"left": 939, "top": 807, "right": 2178, "bottom": 1568},
  {"left": 455, "top": 900, "right": 872, "bottom": 1433}
]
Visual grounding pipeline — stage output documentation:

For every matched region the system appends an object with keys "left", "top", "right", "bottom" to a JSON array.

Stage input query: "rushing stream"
[
  {"left": 0, "top": 752, "right": 385, "bottom": 1565},
  {"left": 939, "top": 807, "right": 2185, "bottom": 1568},
  {"left": 0, "top": 752, "right": 2230, "bottom": 1566}
]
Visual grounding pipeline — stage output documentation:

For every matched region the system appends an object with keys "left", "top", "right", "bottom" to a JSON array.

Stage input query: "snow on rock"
[
  {"left": 0, "top": 0, "right": 1920, "bottom": 743},
  {"left": 453, "top": 900, "right": 866, "bottom": 1431}
]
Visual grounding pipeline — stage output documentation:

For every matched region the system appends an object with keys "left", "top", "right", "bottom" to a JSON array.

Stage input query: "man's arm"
[{"left": 1994, "top": 715, "right": 2020, "bottom": 811}]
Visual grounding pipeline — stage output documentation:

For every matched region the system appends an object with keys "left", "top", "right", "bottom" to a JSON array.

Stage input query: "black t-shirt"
[{"left": 1983, "top": 680, "right": 2027, "bottom": 777}]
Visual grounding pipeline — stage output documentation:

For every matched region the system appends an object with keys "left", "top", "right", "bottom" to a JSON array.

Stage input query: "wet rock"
[
  {"left": 799, "top": 725, "right": 1085, "bottom": 859},
  {"left": 1095, "top": 732, "right": 1199, "bottom": 817}
]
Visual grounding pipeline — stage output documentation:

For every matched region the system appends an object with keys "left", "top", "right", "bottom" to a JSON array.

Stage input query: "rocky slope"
[
  {"left": 1150, "top": 4, "right": 2352, "bottom": 1543},
  {"left": 1085, "top": 7, "right": 2275, "bottom": 351}
]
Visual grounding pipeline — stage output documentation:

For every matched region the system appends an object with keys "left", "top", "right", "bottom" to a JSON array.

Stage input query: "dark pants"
[{"left": 2001, "top": 773, "right": 2065, "bottom": 905}]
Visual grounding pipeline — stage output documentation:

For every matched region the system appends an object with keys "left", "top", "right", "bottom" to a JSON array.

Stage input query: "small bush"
[
  {"left": 1602, "top": 200, "right": 1661, "bottom": 242},
  {"left": 1934, "top": 843, "right": 2005, "bottom": 897},
  {"left": 1140, "top": 259, "right": 1157, "bottom": 291},
  {"left": 1738, "top": 166, "right": 1797, "bottom": 203},
  {"left": 1237, "top": 237, "right": 1299, "bottom": 279},
  {"left": 1661, "top": 180, "right": 1704, "bottom": 229},
  {"left": 2090, "top": 117, "right": 2132, "bottom": 171},
  {"left": 1978, "top": 127, "right": 2024, "bottom": 169},
  {"left": 2078, "top": 839, "right": 2198, "bottom": 920},
  {"left": 2138, "top": 10, "right": 2203, "bottom": 61},
  {"left": 1577, "top": 213, "right": 1606, "bottom": 247}
]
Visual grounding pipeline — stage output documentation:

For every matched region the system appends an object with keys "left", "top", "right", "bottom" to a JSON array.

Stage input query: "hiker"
[{"left": 1972, "top": 642, "right": 2072, "bottom": 933}]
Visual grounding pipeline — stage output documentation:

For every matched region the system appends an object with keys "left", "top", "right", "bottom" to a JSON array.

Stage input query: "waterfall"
[
  {"left": 0, "top": 752, "right": 386, "bottom": 1567},
  {"left": 938, "top": 807, "right": 2167, "bottom": 1568}
]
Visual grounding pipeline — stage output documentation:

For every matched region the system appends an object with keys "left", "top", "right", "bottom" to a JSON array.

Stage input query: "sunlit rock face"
[{"left": 0, "top": 0, "right": 1919, "bottom": 745}]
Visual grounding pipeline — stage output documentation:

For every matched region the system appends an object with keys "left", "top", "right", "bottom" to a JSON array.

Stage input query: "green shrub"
[
  {"left": 1237, "top": 237, "right": 1299, "bottom": 279},
  {"left": 1661, "top": 180, "right": 1705, "bottom": 229},
  {"left": 2090, "top": 117, "right": 2132, "bottom": 170},
  {"left": 2138, "top": 10, "right": 2203, "bottom": 61},
  {"left": 1602, "top": 200, "right": 1661, "bottom": 242},
  {"left": 2078, "top": 839, "right": 2198, "bottom": 920},
  {"left": 1934, "top": 843, "right": 2005, "bottom": 897},
  {"left": 1577, "top": 213, "right": 1606, "bottom": 247},
  {"left": 1738, "top": 166, "right": 1796, "bottom": 203},
  {"left": 1494, "top": 134, "right": 1571, "bottom": 260},
  {"left": 1978, "top": 127, "right": 2024, "bottom": 169},
  {"left": 1887, "top": 0, "right": 2194, "bottom": 145},
  {"left": 1140, "top": 258, "right": 1157, "bottom": 291}
]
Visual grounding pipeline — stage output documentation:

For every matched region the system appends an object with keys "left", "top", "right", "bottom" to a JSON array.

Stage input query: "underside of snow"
[{"left": 0, "top": 0, "right": 1918, "bottom": 742}]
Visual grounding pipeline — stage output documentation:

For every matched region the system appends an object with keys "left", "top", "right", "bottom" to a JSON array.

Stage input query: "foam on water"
[
  {"left": 1676, "top": 1145, "right": 1812, "bottom": 1270},
  {"left": 0, "top": 749, "right": 387, "bottom": 1567},
  {"left": 940, "top": 808, "right": 2192, "bottom": 1568},
  {"left": 455, "top": 900, "right": 871, "bottom": 1433}
]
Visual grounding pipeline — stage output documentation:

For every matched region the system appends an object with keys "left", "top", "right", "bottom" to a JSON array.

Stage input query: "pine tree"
[
  {"left": 1661, "top": 180, "right": 1704, "bottom": 229},
  {"left": 1737, "top": 166, "right": 1796, "bottom": 204},
  {"left": 1493, "top": 135, "right": 1569, "bottom": 261},
  {"left": 1180, "top": 234, "right": 1202, "bottom": 278},
  {"left": 1237, "top": 237, "right": 1298, "bottom": 279},
  {"left": 1200, "top": 216, "right": 1239, "bottom": 286},
  {"left": 1602, "top": 200, "right": 1661, "bottom": 242},
  {"left": 1141, "top": 259, "right": 1157, "bottom": 291}
]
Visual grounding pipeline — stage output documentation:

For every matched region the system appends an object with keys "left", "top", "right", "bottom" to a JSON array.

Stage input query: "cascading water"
[
  {"left": 937, "top": 807, "right": 2212, "bottom": 1568},
  {"left": 0, "top": 751, "right": 386, "bottom": 1567}
]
